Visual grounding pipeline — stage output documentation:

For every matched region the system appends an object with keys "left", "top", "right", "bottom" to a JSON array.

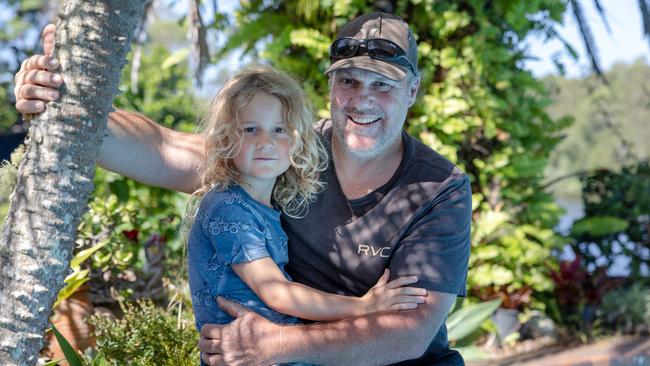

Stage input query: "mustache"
[{"left": 343, "top": 107, "right": 383, "bottom": 116}]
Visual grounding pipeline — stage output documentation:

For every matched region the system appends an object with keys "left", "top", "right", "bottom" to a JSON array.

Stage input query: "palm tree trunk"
[{"left": 0, "top": 1, "right": 148, "bottom": 364}]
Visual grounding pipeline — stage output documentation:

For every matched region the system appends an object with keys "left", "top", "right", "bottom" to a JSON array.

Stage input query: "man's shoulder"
[{"left": 402, "top": 131, "right": 468, "bottom": 186}]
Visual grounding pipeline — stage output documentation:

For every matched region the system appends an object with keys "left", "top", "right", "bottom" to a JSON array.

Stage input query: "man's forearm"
[
  {"left": 273, "top": 291, "right": 455, "bottom": 365},
  {"left": 98, "top": 109, "right": 204, "bottom": 193}
]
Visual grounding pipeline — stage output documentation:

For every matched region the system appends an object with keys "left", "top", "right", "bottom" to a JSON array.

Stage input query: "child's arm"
[{"left": 232, "top": 258, "right": 427, "bottom": 321}]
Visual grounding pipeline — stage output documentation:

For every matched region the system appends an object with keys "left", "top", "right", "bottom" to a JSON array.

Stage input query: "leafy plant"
[
  {"left": 447, "top": 299, "right": 502, "bottom": 360},
  {"left": 88, "top": 299, "right": 199, "bottom": 366},
  {"left": 0, "top": 144, "right": 25, "bottom": 223},
  {"left": 547, "top": 253, "right": 624, "bottom": 342},
  {"left": 45, "top": 325, "right": 84, "bottom": 366},
  {"left": 600, "top": 282, "right": 650, "bottom": 334},
  {"left": 571, "top": 162, "right": 650, "bottom": 277}
]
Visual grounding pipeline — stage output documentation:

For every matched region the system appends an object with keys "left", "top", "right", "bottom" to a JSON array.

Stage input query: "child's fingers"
[
  {"left": 373, "top": 269, "right": 390, "bottom": 287},
  {"left": 393, "top": 286, "right": 427, "bottom": 296},
  {"left": 390, "top": 295, "right": 426, "bottom": 304},
  {"left": 390, "top": 303, "right": 419, "bottom": 310},
  {"left": 385, "top": 275, "right": 418, "bottom": 289}
]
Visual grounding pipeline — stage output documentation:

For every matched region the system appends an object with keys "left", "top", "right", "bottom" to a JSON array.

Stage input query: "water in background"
[{"left": 554, "top": 196, "right": 636, "bottom": 276}]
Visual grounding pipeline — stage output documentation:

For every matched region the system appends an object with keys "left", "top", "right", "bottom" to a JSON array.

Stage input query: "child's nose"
[{"left": 256, "top": 131, "right": 274, "bottom": 148}]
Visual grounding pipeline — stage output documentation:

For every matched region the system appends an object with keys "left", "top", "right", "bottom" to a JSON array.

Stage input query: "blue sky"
[{"left": 523, "top": 0, "right": 650, "bottom": 78}]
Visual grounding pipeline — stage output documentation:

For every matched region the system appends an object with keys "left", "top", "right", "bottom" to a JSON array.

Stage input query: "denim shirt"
[{"left": 188, "top": 185, "right": 298, "bottom": 331}]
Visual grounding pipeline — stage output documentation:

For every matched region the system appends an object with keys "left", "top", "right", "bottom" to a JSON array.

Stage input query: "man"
[{"left": 15, "top": 12, "right": 471, "bottom": 365}]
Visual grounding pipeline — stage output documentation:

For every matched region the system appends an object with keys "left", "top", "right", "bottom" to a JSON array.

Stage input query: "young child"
[{"left": 187, "top": 66, "right": 426, "bottom": 341}]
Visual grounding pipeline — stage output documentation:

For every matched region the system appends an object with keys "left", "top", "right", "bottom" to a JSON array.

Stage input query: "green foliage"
[
  {"left": 600, "top": 282, "right": 650, "bottom": 334},
  {"left": 571, "top": 162, "right": 650, "bottom": 277},
  {"left": 544, "top": 60, "right": 650, "bottom": 197},
  {"left": 88, "top": 299, "right": 199, "bottom": 366},
  {"left": 219, "top": 0, "right": 569, "bottom": 312},
  {"left": 70, "top": 45, "right": 197, "bottom": 304},
  {"left": 76, "top": 169, "right": 188, "bottom": 302},
  {"left": 447, "top": 299, "right": 501, "bottom": 360},
  {"left": 50, "top": 325, "right": 84, "bottom": 366},
  {"left": 0, "top": 144, "right": 25, "bottom": 223},
  {"left": 114, "top": 45, "right": 199, "bottom": 131},
  {"left": 447, "top": 299, "right": 502, "bottom": 342}
]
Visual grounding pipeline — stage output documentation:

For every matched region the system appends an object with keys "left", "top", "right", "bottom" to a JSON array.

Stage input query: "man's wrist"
[{"left": 259, "top": 321, "right": 289, "bottom": 364}]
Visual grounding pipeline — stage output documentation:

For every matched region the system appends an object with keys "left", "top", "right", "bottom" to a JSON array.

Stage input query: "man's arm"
[
  {"left": 200, "top": 290, "right": 456, "bottom": 366},
  {"left": 100, "top": 109, "right": 204, "bottom": 193},
  {"left": 15, "top": 25, "right": 204, "bottom": 193}
]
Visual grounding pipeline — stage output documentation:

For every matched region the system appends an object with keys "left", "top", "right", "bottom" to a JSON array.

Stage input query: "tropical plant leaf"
[
  {"left": 161, "top": 48, "right": 190, "bottom": 70},
  {"left": 571, "top": 216, "right": 629, "bottom": 237},
  {"left": 70, "top": 238, "right": 110, "bottom": 270},
  {"left": 51, "top": 325, "right": 84, "bottom": 366},
  {"left": 54, "top": 276, "right": 90, "bottom": 308},
  {"left": 454, "top": 345, "right": 490, "bottom": 360},
  {"left": 447, "top": 299, "right": 502, "bottom": 341}
]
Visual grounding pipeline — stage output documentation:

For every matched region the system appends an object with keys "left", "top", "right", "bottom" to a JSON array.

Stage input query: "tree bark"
[{"left": 0, "top": 1, "right": 148, "bottom": 364}]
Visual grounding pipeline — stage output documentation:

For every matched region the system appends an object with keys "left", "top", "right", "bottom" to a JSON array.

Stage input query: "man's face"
[{"left": 329, "top": 68, "right": 419, "bottom": 159}]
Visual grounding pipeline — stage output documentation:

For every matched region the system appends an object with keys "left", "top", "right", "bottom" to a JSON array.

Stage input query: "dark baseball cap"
[{"left": 325, "top": 12, "right": 418, "bottom": 80}]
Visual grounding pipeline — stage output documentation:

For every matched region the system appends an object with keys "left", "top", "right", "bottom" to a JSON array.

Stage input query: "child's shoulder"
[{"left": 198, "top": 185, "right": 256, "bottom": 217}]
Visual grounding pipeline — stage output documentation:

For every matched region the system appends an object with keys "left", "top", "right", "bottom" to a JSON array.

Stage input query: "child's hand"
[{"left": 360, "top": 269, "right": 427, "bottom": 313}]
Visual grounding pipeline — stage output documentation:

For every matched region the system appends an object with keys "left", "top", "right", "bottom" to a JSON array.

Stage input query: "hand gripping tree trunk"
[{"left": 0, "top": 1, "right": 148, "bottom": 364}]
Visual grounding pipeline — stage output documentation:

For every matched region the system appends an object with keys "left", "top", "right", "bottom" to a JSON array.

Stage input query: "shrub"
[
  {"left": 600, "top": 282, "right": 650, "bottom": 335},
  {"left": 88, "top": 299, "right": 199, "bottom": 365}
]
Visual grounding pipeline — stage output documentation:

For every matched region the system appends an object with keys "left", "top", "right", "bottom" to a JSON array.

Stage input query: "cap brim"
[{"left": 324, "top": 55, "right": 406, "bottom": 81}]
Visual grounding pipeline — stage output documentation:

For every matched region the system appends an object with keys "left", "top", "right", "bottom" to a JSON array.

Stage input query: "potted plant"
[{"left": 474, "top": 285, "right": 532, "bottom": 344}]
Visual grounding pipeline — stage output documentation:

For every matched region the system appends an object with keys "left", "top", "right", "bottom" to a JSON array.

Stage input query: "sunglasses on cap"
[{"left": 329, "top": 37, "right": 416, "bottom": 75}]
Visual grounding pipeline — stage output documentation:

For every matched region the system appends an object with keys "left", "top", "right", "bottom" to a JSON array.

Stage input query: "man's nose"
[{"left": 351, "top": 85, "right": 374, "bottom": 108}]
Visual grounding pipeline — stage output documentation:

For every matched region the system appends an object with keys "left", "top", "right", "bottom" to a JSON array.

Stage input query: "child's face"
[{"left": 233, "top": 92, "right": 292, "bottom": 188}]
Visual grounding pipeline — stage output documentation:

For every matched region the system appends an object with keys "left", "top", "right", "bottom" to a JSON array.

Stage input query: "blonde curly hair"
[{"left": 195, "top": 66, "right": 328, "bottom": 218}]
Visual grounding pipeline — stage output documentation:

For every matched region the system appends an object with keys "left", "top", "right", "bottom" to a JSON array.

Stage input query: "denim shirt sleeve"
[{"left": 205, "top": 201, "right": 270, "bottom": 265}]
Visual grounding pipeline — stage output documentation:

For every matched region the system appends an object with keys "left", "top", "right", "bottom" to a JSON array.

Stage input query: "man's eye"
[
  {"left": 243, "top": 127, "right": 257, "bottom": 133},
  {"left": 340, "top": 78, "right": 355, "bottom": 85},
  {"left": 373, "top": 82, "right": 392, "bottom": 92}
]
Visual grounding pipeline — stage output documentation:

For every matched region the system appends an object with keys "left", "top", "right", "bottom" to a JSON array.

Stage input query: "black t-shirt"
[{"left": 283, "top": 121, "right": 471, "bottom": 365}]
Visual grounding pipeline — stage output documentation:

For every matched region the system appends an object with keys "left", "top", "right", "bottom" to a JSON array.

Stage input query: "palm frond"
[
  {"left": 592, "top": 0, "right": 612, "bottom": 34},
  {"left": 570, "top": 0, "right": 608, "bottom": 84},
  {"left": 639, "top": 0, "right": 650, "bottom": 51}
]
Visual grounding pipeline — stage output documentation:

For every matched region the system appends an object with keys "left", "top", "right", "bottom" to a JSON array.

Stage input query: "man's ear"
[{"left": 408, "top": 76, "right": 421, "bottom": 107}]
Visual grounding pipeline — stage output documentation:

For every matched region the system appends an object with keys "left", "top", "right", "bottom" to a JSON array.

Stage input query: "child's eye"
[
  {"left": 273, "top": 127, "right": 287, "bottom": 134},
  {"left": 243, "top": 126, "right": 257, "bottom": 133}
]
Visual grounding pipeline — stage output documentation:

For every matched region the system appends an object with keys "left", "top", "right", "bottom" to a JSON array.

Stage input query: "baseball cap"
[{"left": 325, "top": 12, "right": 418, "bottom": 80}]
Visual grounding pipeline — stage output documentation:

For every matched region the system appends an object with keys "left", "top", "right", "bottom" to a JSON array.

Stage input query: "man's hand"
[
  {"left": 199, "top": 297, "right": 283, "bottom": 366},
  {"left": 14, "top": 24, "right": 63, "bottom": 114}
]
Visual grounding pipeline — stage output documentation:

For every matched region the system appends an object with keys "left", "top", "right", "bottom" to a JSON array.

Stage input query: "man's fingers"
[
  {"left": 42, "top": 24, "right": 56, "bottom": 57},
  {"left": 217, "top": 296, "right": 252, "bottom": 318},
  {"left": 15, "top": 99, "right": 45, "bottom": 115},
  {"left": 198, "top": 333, "right": 221, "bottom": 353},
  {"left": 22, "top": 54, "right": 59, "bottom": 73},
  {"left": 201, "top": 352, "right": 224, "bottom": 366},
  {"left": 19, "top": 69, "right": 63, "bottom": 88},
  {"left": 17, "top": 82, "right": 60, "bottom": 101},
  {"left": 386, "top": 275, "right": 419, "bottom": 289}
]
